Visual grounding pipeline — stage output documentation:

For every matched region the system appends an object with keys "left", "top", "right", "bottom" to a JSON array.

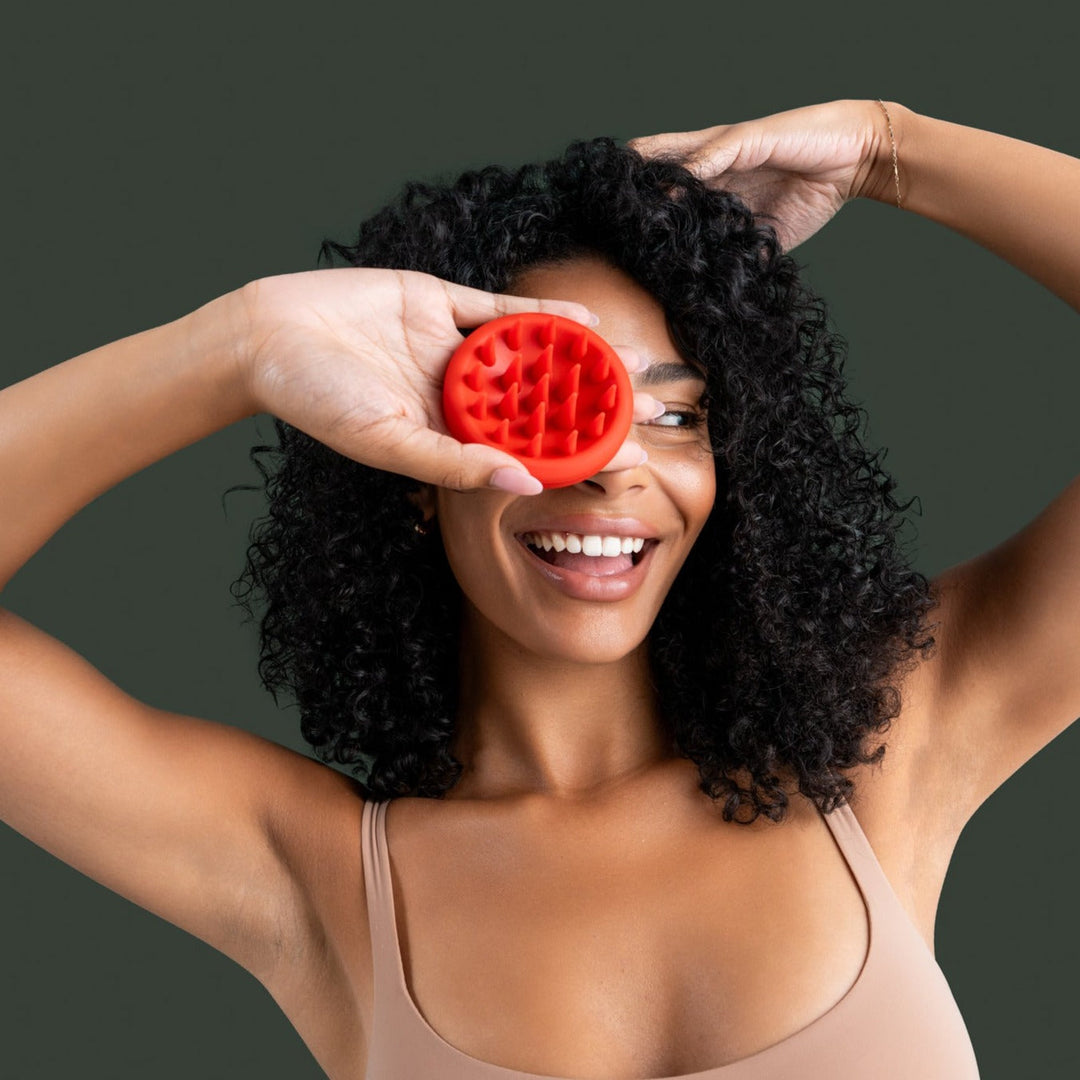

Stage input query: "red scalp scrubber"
[{"left": 442, "top": 312, "right": 634, "bottom": 489}]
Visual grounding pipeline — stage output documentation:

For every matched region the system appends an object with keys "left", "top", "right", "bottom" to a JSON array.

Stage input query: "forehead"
[{"left": 509, "top": 255, "right": 707, "bottom": 384}]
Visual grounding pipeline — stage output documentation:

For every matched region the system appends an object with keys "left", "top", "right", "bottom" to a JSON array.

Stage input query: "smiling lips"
[
  {"left": 509, "top": 515, "right": 665, "bottom": 598},
  {"left": 513, "top": 532, "right": 662, "bottom": 601}
]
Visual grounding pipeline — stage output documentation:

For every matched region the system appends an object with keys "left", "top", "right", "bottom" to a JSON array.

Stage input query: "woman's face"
[{"left": 416, "top": 253, "right": 717, "bottom": 664}]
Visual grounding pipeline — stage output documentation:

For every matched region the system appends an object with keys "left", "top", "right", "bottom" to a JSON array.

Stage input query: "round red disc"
[{"left": 442, "top": 312, "right": 634, "bottom": 489}]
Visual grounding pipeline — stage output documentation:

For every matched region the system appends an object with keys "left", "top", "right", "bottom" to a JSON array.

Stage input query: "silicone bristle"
[
  {"left": 590, "top": 355, "right": 611, "bottom": 383},
  {"left": 558, "top": 363, "right": 581, "bottom": 400},
  {"left": 553, "top": 391, "right": 578, "bottom": 431},
  {"left": 500, "top": 354, "right": 523, "bottom": 391},
  {"left": 467, "top": 395, "right": 487, "bottom": 421},
  {"left": 478, "top": 339, "right": 497, "bottom": 366},
  {"left": 571, "top": 330, "right": 588, "bottom": 360},
  {"left": 464, "top": 360, "right": 484, "bottom": 392},
  {"left": 493, "top": 417, "right": 510, "bottom": 444},
  {"left": 526, "top": 372, "right": 550, "bottom": 411},
  {"left": 599, "top": 383, "right": 617, "bottom": 410},
  {"left": 530, "top": 344, "right": 554, "bottom": 382},
  {"left": 540, "top": 316, "right": 557, "bottom": 347},
  {"left": 525, "top": 400, "right": 547, "bottom": 437},
  {"left": 562, "top": 429, "right": 579, "bottom": 455},
  {"left": 497, "top": 384, "right": 519, "bottom": 421},
  {"left": 526, "top": 432, "right": 543, "bottom": 457},
  {"left": 504, "top": 321, "right": 522, "bottom": 350},
  {"left": 585, "top": 411, "right": 606, "bottom": 439}
]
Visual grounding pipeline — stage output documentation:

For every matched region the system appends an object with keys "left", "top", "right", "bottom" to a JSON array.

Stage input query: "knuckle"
[{"left": 439, "top": 445, "right": 471, "bottom": 491}]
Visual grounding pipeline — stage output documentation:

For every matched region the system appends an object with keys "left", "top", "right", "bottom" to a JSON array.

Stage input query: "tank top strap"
[
  {"left": 361, "top": 799, "right": 414, "bottom": 1010},
  {"left": 362, "top": 799, "right": 492, "bottom": 1079},
  {"left": 820, "top": 797, "right": 926, "bottom": 950}
]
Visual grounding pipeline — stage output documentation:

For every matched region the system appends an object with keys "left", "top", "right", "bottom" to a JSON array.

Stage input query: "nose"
[{"left": 574, "top": 453, "right": 648, "bottom": 495}]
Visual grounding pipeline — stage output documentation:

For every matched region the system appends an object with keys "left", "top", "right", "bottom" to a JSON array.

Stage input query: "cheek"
[
  {"left": 667, "top": 448, "right": 717, "bottom": 525},
  {"left": 437, "top": 528, "right": 503, "bottom": 623},
  {"left": 434, "top": 491, "right": 512, "bottom": 599}
]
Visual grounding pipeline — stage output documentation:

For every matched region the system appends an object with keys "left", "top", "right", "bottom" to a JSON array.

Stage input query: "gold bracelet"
[{"left": 875, "top": 99, "right": 902, "bottom": 209}]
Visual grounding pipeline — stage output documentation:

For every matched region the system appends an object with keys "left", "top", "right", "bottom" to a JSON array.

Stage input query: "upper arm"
[
  {"left": 927, "top": 472, "right": 1080, "bottom": 821},
  {"left": 0, "top": 605, "right": 362, "bottom": 984}
]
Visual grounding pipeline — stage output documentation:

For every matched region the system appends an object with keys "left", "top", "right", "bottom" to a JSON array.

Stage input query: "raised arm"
[
  {"left": 629, "top": 100, "right": 1080, "bottom": 826},
  {"left": 871, "top": 105, "right": 1080, "bottom": 818},
  {"left": 0, "top": 294, "right": 339, "bottom": 984}
]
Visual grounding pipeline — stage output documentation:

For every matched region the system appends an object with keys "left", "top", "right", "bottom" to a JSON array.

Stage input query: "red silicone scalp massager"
[{"left": 441, "top": 312, "right": 634, "bottom": 489}]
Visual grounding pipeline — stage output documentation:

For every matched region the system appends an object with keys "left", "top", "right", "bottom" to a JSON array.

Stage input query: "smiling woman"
[
  {"left": 214, "top": 125, "right": 976, "bottom": 1073},
  {"left": 21, "top": 101, "right": 1079, "bottom": 1077}
]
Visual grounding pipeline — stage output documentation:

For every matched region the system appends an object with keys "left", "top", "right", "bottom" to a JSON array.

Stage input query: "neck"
[{"left": 447, "top": 604, "right": 676, "bottom": 802}]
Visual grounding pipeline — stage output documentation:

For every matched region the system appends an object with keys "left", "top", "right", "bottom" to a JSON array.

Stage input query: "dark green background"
[{"left": 2, "top": 2, "right": 1077, "bottom": 1077}]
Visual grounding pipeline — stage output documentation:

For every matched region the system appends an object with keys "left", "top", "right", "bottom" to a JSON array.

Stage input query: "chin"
[{"left": 506, "top": 614, "right": 653, "bottom": 666}]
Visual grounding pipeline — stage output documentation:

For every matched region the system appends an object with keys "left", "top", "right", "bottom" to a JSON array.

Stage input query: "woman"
[{"left": 0, "top": 98, "right": 1075, "bottom": 1078}]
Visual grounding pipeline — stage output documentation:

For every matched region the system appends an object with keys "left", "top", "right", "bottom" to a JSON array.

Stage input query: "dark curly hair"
[{"left": 227, "top": 135, "right": 940, "bottom": 824}]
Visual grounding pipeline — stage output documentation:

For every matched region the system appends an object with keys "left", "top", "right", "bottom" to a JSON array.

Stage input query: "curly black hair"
[{"left": 227, "top": 135, "right": 940, "bottom": 824}]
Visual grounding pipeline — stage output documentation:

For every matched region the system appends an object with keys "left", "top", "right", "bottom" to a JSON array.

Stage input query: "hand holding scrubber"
[{"left": 441, "top": 313, "right": 634, "bottom": 489}]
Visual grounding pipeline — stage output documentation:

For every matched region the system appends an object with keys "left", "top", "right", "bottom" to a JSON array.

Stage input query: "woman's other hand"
[
  {"left": 627, "top": 99, "right": 903, "bottom": 251},
  {"left": 237, "top": 268, "right": 660, "bottom": 495}
]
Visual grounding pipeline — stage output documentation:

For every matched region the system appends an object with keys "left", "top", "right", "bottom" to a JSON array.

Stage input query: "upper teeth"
[{"left": 523, "top": 532, "right": 647, "bottom": 556}]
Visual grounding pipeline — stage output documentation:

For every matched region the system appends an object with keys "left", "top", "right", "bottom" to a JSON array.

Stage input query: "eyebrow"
[{"left": 634, "top": 360, "right": 708, "bottom": 386}]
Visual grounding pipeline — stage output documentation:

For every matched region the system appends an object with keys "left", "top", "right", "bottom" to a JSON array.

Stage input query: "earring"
[{"left": 413, "top": 517, "right": 433, "bottom": 536}]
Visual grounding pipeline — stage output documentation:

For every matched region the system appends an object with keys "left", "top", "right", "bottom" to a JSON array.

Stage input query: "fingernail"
[
  {"left": 489, "top": 467, "right": 544, "bottom": 495},
  {"left": 589, "top": 312, "right": 601, "bottom": 326},
  {"left": 650, "top": 400, "right": 666, "bottom": 418},
  {"left": 637, "top": 447, "right": 649, "bottom": 465}
]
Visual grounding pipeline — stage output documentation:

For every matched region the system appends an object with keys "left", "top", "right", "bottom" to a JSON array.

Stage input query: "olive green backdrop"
[{"left": 1, "top": 2, "right": 1077, "bottom": 1077}]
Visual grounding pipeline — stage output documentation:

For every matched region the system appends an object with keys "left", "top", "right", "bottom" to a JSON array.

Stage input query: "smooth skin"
[{"left": 0, "top": 98, "right": 1078, "bottom": 1077}]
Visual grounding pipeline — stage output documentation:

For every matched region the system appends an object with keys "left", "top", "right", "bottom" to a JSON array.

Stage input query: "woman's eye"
[{"left": 647, "top": 408, "right": 707, "bottom": 429}]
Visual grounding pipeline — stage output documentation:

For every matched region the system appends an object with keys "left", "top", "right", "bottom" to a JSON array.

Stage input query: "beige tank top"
[{"left": 360, "top": 797, "right": 980, "bottom": 1079}]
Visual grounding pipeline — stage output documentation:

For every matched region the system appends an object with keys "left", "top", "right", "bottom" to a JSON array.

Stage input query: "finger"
[
  {"left": 441, "top": 279, "right": 596, "bottom": 331},
  {"left": 626, "top": 129, "right": 713, "bottom": 162},
  {"left": 598, "top": 439, "right": 649, "bottom": 473},
  {"left": 681, "top": 143, "right": 734, "bottom": 181},
  {"left": 632, "top": 390, "right": 665, "bottom": 423},
  {"left": 613, "top": 344, "right": 647, "bottom": 372}
]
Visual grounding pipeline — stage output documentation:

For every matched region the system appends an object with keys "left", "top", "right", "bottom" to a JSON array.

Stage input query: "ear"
[{"left": 406, "top": 484, "right": 437, "bottom": 522}]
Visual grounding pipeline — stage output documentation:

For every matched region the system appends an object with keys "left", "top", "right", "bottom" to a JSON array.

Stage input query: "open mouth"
[
  {"left": 510, "top": 531, "right": 662, "bottom": 600},
  {"left": 513, "top": 534, "right": 660, "bottom": 575}
]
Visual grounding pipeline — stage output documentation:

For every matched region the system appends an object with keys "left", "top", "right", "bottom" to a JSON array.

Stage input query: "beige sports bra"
[{"left": 360, "top": 797, "right": 980, "bottom": 1079}]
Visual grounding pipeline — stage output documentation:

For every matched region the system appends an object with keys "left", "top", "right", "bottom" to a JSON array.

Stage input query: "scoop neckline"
[{"left": 375, "top": 797, "right": 878, "bottom": 1080}]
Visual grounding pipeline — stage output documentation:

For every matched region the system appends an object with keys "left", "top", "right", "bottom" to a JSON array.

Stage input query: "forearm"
[
  {"left": 0, "top": 291, "right": 256, "bottom": 593},
  {"left": 872, "top": 103, "right": 1080, "bottom": 312}
]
